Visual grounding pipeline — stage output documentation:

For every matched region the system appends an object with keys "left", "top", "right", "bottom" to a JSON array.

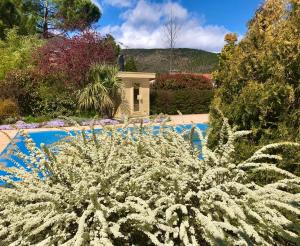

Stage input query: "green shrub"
[
  {"left": 151, "top": 73, "right": 214, "bottom": 115},
  {"left": 153, "top": 73, "right": 213, "bottom": 90},
  {"left": 0, "top": 98, "right": 19, "bottom": 122},
  {"left": 151, "top": 89, "right": 213, "bottom": 114},
  {"left": 0, "top": 28, "right": 43, "bottom": 80},
  {"left": 23, "top": 115, "right": 52, "bottom": 123},
  {"left": 212, "top": 81, "right": 295, "bottom": 139},
  {"left": 0, "top": 69, "right": 76, "bottom": 117},
  {"left": 210, "top": 0, "right": 300, "bottom": 175},
  {"left": 125, "top": 56, "right": 137, "bottom": 72},
  {"left": 32, "top": 81, "right": 76, "bottom": 118},
  {"left": 1, "top": 119, "right": 299, "bottom": 245},
  {"left": 0, "top": 69, "right": 38, "bottom": 115},
  {"left": 78, "top": 64, "right": 122, "bottom": 118}
]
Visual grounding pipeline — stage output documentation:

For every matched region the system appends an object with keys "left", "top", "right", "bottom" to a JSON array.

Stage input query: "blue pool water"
[{"left": 0, "top": 124, "right": 208, "bottom": 185}]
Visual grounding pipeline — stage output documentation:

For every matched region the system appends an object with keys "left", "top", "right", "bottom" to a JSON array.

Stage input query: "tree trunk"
[{"left": 42, "top": 0, "right": 49, "bottom": 38}]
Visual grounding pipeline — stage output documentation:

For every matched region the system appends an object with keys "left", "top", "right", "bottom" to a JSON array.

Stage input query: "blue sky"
[{"left": 93, "top": 0, "right": 264, "bottom": 52}]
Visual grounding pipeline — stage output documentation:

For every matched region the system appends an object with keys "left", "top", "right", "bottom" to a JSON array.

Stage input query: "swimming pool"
[{"left": 0, "top": 123, "right": 208, "bottom": 185}]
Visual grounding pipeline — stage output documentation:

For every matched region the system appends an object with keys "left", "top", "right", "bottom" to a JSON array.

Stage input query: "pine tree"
[
  {"left": 0, "top": 0, "right": 101, "bottom": 39},
  {"left": 125, "top": 56, "right": 138, "bottom": 72}
]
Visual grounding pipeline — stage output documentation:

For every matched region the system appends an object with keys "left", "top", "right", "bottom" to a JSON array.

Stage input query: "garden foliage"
[
  {"left": 151, "top": 73, "right": 214, "bottom": 115},
  {"left": 78, "top": 64, "right": 124, "bottom": 118},
  {"left": 0, "top": 119, "right": 299, "bottom": 245},
  {"left": 153, "top": 73, "right": 213, "bottom": 90},
  {"left": 151, "top": 89, "right": 213, "bottom": 115},
  {"left": 0, "top": 69, "right": 76, "bottom": 117},
  {"left": 0, "top": 0, "right": 22, "bottom": 39},
  {"left": 0, "top": 28, "right": 42, "bottom": 80},
  {"left": 36, "top": 31, "right": 117, "bottom": 87},
  {"left": 0, "top": 0, "right": 101, "bottom": 39},
  {"left": 0, "top": 30, "right": 119, "bottom": 121},
  {"left": 0, "top": 99, "right": 19, "bottom": 123},
  {"left": 125, "top": 56, "right": 138, "bottom": 72},
  {"left": 211, "top": 0, "right": 300, "bottom": 152},
  {"left": 0, "top": 0, "right": 41, "bottom": 39}
]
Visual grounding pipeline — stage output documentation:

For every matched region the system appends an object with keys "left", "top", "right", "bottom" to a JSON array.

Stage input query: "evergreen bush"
[
  {"left": 151, "top": 73, "right": 214, "bottom": 115},
  {"left": 125, "top": 56, "right": 137, "bottom": 72},
  {"left": 210, "top": 0, "right": 300, "bottom": 173},
  {"left": 151, "top": 89, "right": 213, "bottom": 115},
  {"left": 153, "top": 73, "right": 213, "bottom": 90}
]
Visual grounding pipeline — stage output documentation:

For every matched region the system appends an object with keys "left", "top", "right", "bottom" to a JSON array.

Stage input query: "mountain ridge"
[{"left": 122, "top": 48, "right": 219, "bottom": 73}]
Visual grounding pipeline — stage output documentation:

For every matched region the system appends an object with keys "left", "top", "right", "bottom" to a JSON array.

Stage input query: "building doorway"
[{"left": 133, "top": 83, "right": 140, "bottom": 112}]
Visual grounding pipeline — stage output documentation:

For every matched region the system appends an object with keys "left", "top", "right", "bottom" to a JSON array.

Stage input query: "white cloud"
[
  {"left": 91, "top": 0, "right": 102, "bottom": 10},
  {"left": 104, "top": 0, "right": 135, "bottom": 8},
  {"left": 121, "top": 1, "right": 162, "bottom": 25},
  {"left": 162, "top": 2, "right": 188, "bottom": 20},
  {"left": 121, "top": 1, "right": 188, "bottom": 25},
  {"left": 100, "top": 0, "right": 231, "bottom": 52}
]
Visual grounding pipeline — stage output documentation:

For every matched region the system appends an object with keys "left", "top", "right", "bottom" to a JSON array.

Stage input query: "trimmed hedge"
[
  {"left": 153, "top": 73, "right": 213, "bottom": 90},
  {"left": 150, "top": 73, "right": 214, "bottom": 115},
  {"left": 150, "top": 89, "right": 213, "bottom": 115}
]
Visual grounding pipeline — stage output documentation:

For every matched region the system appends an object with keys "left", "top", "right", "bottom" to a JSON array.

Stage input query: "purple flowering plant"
[
  {"left": 43, "top": 119, "right": 67, "bottom": 128},
  {"left": 14, "top": 121, "right": 40, "bottom": 129},
  {"left": 81, "top": 119, "right": 119, "bottom": 126},
  {"left": 0, "top": 125, "right": 14, "bottom": 130},
  {"left": 0, "top": 118, "right": 120, "bottom": 130}
]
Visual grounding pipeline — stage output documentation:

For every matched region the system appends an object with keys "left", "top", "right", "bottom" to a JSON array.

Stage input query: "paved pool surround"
[{"left": 0, "top": 114, "right": 209, "bottom": 154}]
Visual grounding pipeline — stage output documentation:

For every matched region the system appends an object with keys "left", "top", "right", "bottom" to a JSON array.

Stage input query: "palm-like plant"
[{"left": 78, "top": 64, "right": 124, "bottom": 118}]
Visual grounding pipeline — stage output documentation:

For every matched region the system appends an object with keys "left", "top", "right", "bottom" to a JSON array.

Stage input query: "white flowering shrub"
[{"left": 0, "top": 119, "right": 300, "bottom": 245}]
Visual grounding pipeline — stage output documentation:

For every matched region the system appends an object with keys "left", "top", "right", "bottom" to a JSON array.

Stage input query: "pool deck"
[{"left": 0, "top": 114, "right": 209, "bottom": 153}]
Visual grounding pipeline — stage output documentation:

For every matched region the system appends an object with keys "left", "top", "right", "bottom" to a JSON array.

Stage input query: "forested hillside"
[{"left": 122, "top": 48, "right": 218, "bottom": 73}]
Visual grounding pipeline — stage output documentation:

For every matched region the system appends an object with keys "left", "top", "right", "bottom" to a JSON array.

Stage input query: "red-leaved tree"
[{"left": 36, "top": 31, "right": 117, "bottom": 87}]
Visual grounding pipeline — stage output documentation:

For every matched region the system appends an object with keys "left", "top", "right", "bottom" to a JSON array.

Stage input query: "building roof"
[
  {"left": 201, "top": 74, "right": 213, "bottom": 80},
  {"left": 118, "top": 72, "right": 156, "bottom": 79}
]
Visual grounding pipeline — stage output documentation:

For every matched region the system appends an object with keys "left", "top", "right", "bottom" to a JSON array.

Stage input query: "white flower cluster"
[{"left": 0, "top": 120, "right": 299, "bottom": 245}]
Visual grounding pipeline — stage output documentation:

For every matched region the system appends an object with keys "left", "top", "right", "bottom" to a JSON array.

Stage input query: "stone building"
[{"left": 117, "top": 72, "right": 156, "bottom": 117}]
